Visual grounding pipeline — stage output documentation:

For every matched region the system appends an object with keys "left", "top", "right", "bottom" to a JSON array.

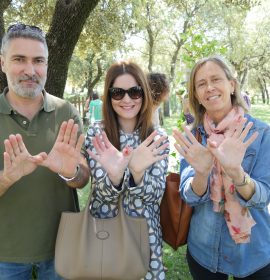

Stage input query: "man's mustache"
[{"left": 19, "top": 75, "right": 40, "bottom": 83}]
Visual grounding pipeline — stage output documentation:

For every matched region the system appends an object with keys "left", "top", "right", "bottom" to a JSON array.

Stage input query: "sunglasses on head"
[
  {"left": 109, "top": 86, "right": 144, "bottom": 100},
  {"left": 7, "top": 23, "right": 45, "bottom": 37}
]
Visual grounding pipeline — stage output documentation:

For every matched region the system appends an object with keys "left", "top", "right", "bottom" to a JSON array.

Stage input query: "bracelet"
[
  {"left": 233, "top": 173, "right": 251, "bottom": 187},
  {"left": 58, "top": 165, "right": 80, "bottom": 182}
]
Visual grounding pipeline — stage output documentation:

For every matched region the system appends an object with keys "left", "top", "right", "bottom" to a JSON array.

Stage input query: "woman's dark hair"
[
  {"left": 147, "top": 73, "right": 169, "bottom": 106},
  {"left": 102, "top": 60, "right": 154, "bottom": 150}
]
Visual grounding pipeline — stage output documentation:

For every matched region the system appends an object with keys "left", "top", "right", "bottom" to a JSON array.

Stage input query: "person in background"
[
  {"left": 83, "top": 96, "right": 91, "bottom": 124},
  {"left": 180, "top": 92, "right": 195, "bottom": 125},
  {"left": 242, "top": 91, "right": 251, "bottom": 109},
  {"left": 147, "top": 72, "right": 169, "bottom": 127},
  {"left": 173, "top": 55, "right": 270, "bottom": 279},
  {"left": 0, "top": 23, "right": 89, "bottom": 279},
  {"left": 88, "top": 91, "right": 103, "bottom": 124},
  {"left": 85, "top": 61, "right": 170, "bottom": 279}
]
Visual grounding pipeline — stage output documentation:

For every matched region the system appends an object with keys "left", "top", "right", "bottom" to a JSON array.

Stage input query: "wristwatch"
[{"left": 233, "top": 173, "right": 251, "bottom": 187}]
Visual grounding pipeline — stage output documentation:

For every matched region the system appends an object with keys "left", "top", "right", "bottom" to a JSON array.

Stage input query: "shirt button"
[{"left": 23, "top": 120, "right": 27, "bottom": 125}]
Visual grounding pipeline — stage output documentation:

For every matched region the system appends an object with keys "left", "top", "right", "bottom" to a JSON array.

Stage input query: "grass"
[
  {"left": 250, "top": 103, "right": 270, "bottom": 124},
  {"left": 78, "top": 103, "right": 269, "bottom": 280}
]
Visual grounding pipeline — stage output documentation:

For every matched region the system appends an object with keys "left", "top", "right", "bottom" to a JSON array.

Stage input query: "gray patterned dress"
[{"left": 85, "top": 123, "right": 170, "bottom": 279}]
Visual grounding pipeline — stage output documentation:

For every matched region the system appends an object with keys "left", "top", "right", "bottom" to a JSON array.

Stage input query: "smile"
[
  {"left": 120, "top": 105, "right": 134, "bottom": 110},
  {"left": 207, "top": 95, "right": 220, "bottom": 101}
]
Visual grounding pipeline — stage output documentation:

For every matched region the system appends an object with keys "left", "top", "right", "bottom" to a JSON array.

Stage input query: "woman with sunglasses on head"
[
  {"left": 85, "top": 61, "right": 170, "bottom": 280},
  {"left": 173, "top": 55, "right": 270, "bottom": 279}
]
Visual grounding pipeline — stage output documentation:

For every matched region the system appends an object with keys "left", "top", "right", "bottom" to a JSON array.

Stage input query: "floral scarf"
[{"left": 203, "top": 106, "right": 256, "bottom": 244}]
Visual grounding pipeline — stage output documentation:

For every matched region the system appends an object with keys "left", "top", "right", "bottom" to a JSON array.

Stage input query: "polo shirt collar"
[{"left": 0, "top": 88, "right": 56, "bottom": 114}]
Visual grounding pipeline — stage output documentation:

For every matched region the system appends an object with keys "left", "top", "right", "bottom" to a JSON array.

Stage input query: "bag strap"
[
  {"left": 84, "top": 181, "right": 124, "bottom": 215},
  {"left": 195, "top": 128, "right": 202, "bottom": 143}
]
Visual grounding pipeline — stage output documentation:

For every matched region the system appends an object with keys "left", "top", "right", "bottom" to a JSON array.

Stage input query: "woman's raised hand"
[
  {"left": 207, "top": 118, "right": 258, "bottom": 179},
  {"left": 128, "top": 131, "right": 169, "bottom": 183},
  {"left": 173, "top": 126, "right": 214, "bottom": 176},
  {"left": 87, "top": 131, "right": 132, "bottom": 186}
]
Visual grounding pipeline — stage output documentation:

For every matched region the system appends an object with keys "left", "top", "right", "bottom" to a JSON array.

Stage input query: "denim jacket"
[{"left": 180, "top": 114, "right": 270, "bottom": 277}]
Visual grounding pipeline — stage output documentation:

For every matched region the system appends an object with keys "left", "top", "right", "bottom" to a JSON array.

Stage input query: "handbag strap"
[
  {"left": 84, "top": 183, "right": 124, "bottom": 217},
  {"left": 195, "top": 128, "right": 202, "bottom": 143}
]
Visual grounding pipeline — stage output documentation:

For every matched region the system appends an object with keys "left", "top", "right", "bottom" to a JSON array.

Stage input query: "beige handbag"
[{"left": 55, "top": 194, "right": 150, "bottom": 280}]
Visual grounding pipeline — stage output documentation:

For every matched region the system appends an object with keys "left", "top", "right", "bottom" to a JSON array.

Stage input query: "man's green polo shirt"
[{"left": 0, "top": 90, "right": 83, "bottom": 262}]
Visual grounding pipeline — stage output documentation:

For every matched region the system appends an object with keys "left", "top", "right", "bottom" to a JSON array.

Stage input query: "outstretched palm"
[
  {"left": 31, "top": 119, "right": 85, "bottom": 178},
  {"left": 87, "top": 132, "right": 132, "bottom": 185},
  {"left": 173, "top": 126, "right": 213, "bottom": 176},
  {"left": 128, "top": 131, "right": 169, "bottom": 174},
  {"left": 208, "top": 120, "right": 258, "bottom": 177},
  {"left": 3, "top": 134, "right": 37, "bottom": 184}
]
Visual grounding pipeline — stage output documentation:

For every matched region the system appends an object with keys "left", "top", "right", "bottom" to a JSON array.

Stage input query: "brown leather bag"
[
  {"left": 160, "top": 130, "right": 201, "bottom": 250},
  {"left": 160, "top": 172, "right": 192, "bottom": 250}
]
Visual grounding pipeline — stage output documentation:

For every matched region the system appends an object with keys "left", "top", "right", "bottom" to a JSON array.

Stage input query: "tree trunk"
[
  {"left": 0, "top": 0, "right": 11, "bottom": 93},
  {"left": 163, "top": 100, "right": 170, "bottom": 117},
  {"left": 45, "top": 0, "right": 100, "bottom": 98},
  {"left": 262, "top": 77, "right": 269, "bottom": 104},
  {"left": 258, "top": 78, "right": 265, "bottom": 104},
  {"left": 87, "top": 59, "right": 102, "bottom": 97},
  {"left": 146, "top": 25, "right": 154, "bottom": 72},
  {"left": 239, "top": 68, "right": 248, "bottom": 88}
]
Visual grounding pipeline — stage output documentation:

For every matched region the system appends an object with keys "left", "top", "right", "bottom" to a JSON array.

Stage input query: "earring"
[{"left": 231, "top": 92, "right": 234, "bottom": 95}]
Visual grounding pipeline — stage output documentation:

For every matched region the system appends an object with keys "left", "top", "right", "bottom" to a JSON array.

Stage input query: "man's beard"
[{"left": 9, "top": 75, "right": 46, "bottom": 99}]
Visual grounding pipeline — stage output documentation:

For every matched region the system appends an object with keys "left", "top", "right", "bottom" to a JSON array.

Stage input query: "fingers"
[
  {"left": 244, "top": 131, "right": 258, "bottom": 148},
  {"left": 93, "top": 135, "right": 106, "bottom": 153},
  {"left": 16, "top": 134, "right": 28, "bottom": 153},
  {"left": 153, "top": 142, "right": 169, "bottom": 156},
  {"left": 182, "top": 126, "right": 198, "bottom": 144},
  {"left": 174, "top": 143, "right": 186, "bottom": 157},
  {"left": 56, "top": 119, "right": 86, "bottom": 151},
  {"left": 173, "top": 127, "right": 194, "bottom": 150},
  {"left": 3, "top": 151, "right": 12, "bottom": 170},
  {"left": 173, "top": 127, "right": 200, "bottom": 157},
  {"left": 75, "top": 134, "right": 85, "bottom": 152},
  {"left": 142, "top": 131, "right": 158, "bottom": 147},
  {"left": 148, "top": 135, "right": 167, "bottom": 150},
  {"left": 29, "top": 152, "right": 48, "bottom": 164},
  {"left": 152, "top": 153, "right": 168, "bottom": 163},
  {"left": 55, "top": 121, "right": 68, "bottom": 143},
  {"left": 56, "top": 119, "right": 79, "bottom": 146},
  {"left": 231, "top": 117, "right": 247, "bottom": 138},
  {"left": 101, "top": 132, "right": 113, "bottom": 149},
  {"left": 238, "top": 121, "right": 252, "bottom": 141},
  {"left": 231, "top": 120, "right": 258, "bottom": 148},
  {"left": 87, "top": 148, "right": 99, "bottom": 162},
  {"left": 4, "top": 134, "right": 25, "bottom": 161},
  {"left": 63, "top": 119, "right": 77, "bottom": 145}
]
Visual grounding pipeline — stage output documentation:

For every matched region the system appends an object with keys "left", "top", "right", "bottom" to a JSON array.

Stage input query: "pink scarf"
[{"left": 204, "top": 106, "right": 256, "bottom": 244}]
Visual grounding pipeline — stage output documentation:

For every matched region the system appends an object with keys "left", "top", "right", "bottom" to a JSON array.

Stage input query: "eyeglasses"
[
  {"left": 109, "top": 86, "right": 144, "bottom": 100},
  {"left": 7, "top": 23, "right": 45, "bottom": 37}
]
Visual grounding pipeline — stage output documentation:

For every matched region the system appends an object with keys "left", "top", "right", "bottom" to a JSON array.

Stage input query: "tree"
[
  {"left": 0, "top": 0, "right": 11, "bottom": 91},
  {"left": 68, "top": 0, "right": 130, "bottom": 97}
]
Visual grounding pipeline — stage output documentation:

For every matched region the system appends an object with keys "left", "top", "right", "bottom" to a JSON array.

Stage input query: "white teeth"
[{"left": 208, "top": 95, "right": 219, "bottom": 100}]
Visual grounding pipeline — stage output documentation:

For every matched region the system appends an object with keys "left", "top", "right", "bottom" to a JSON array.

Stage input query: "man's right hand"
[{"left": 0, "top": 134, "right": 37, "bottom": 194}]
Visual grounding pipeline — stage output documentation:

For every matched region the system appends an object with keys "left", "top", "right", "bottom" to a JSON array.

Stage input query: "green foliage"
[
  {"left": 5, "top": 0, "right": 55, "bottom": 30},
  {"left": 181, "top": 27, "right": 228, "bottom": 69}
]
